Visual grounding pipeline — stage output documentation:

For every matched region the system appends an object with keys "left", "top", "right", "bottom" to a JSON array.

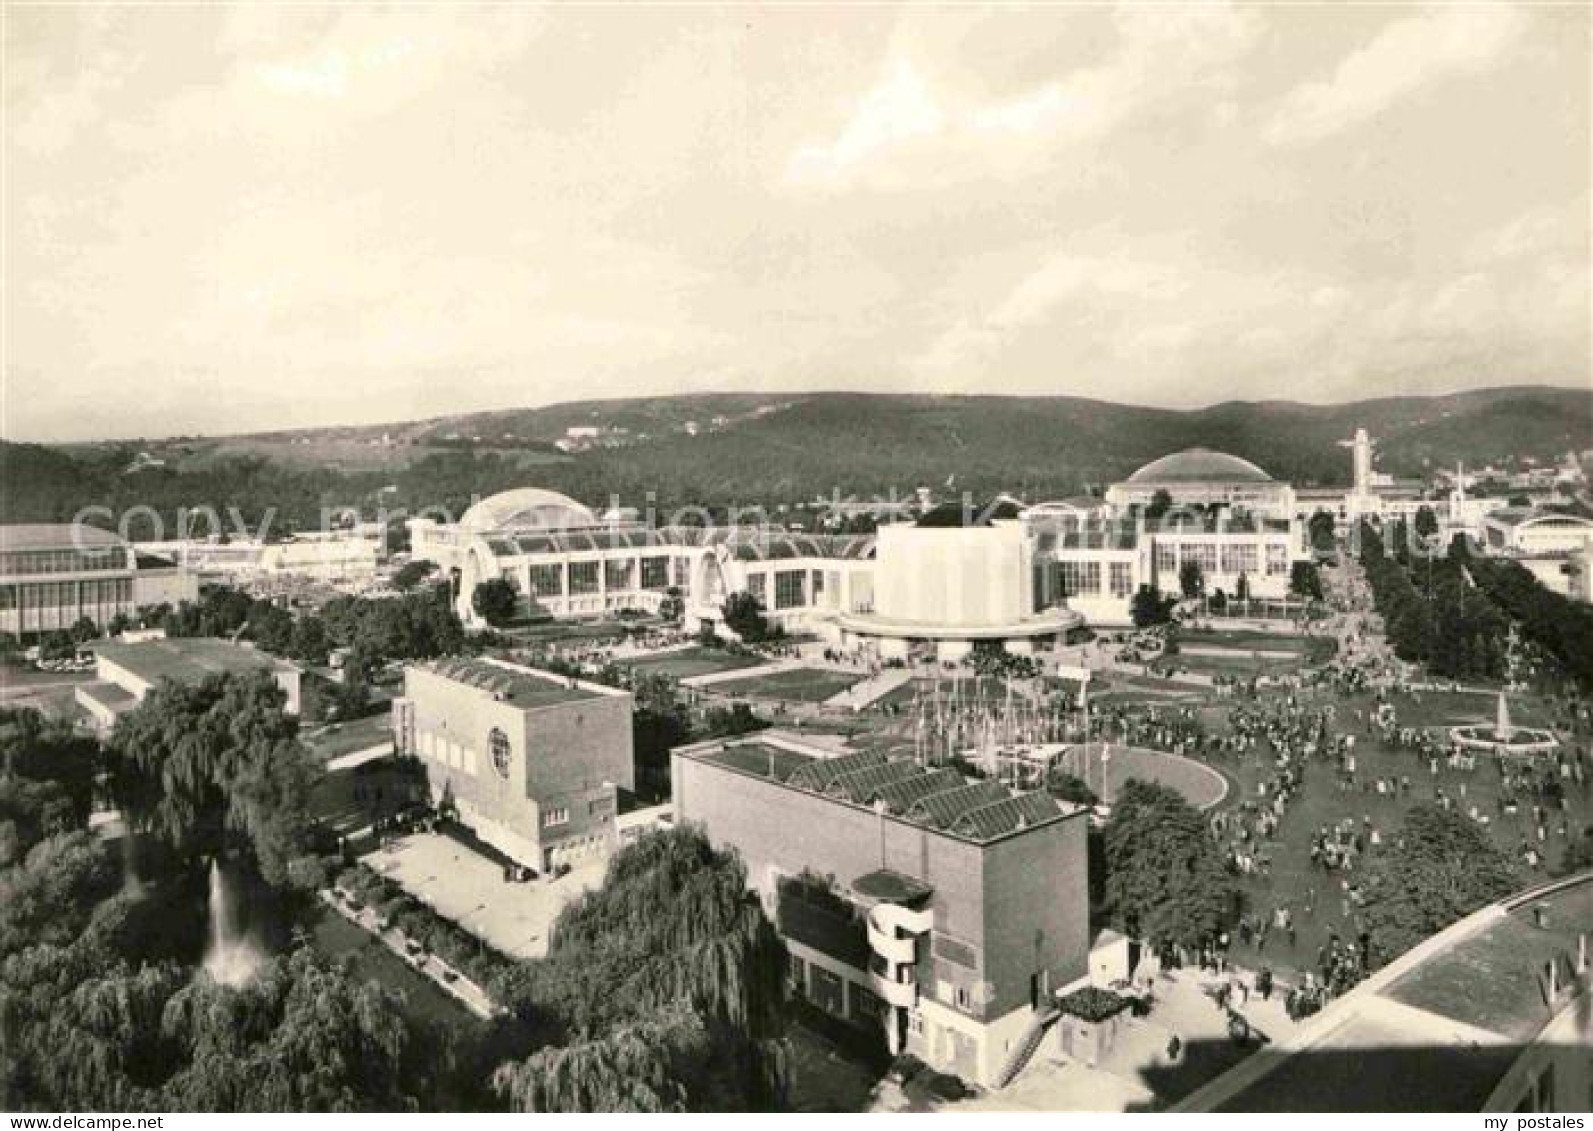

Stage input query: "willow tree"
[
  {"left": 495, "top": 825, "right": 789, "bottom": 1111},
  {"left": 106, "top": 671, "right": 319, "bottom": 886}
]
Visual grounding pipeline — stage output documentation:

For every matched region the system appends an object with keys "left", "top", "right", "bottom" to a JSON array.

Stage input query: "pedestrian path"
[{"left": 825, "top": 666, "right": 913, "bottom": 709}]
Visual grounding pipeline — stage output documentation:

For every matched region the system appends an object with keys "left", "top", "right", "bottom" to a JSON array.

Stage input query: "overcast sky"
[{"left": 4, "top": 2, "right": 1588, "bottom": 441}]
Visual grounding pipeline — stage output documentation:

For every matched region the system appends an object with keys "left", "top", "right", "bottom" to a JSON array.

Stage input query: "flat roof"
[
  {"left": 95, "top": 637, "right": 295, "bottom": 684},
  {"left": 418, "top": 656, "right": 604, "bottom": 709},
  {"left": 1189, "top": 873, "right": 1593, "bottom": 1113},
  {"left": 683, "top": 734, "right": 1075, "bottom": 845},
  {"left": 0, "top": 523, "right": 125, "bottom": 552},
  {"left": 1381, "top": 878, "right": 1593, "bottom": 1042},
  {"left": 76, "top": 681, "right": 138, "bottom": 711}
]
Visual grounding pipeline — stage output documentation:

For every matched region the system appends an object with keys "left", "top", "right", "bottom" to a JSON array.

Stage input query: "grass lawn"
[
  {"left": 1200, "top": 688, "right": 1587, "bottom": 981},
  {"left": 619, "top": 646, "right": 765, "bottom": 681},
  {"left": 1371, "top": 688, "right": 1553, "bottom": 729},
  {"left": 1180, "top": 628, "right": 1316, "bottom": 650},
  {"left": 1156, "top": 653, "right": 1307, "bottom": 679},
  {"left": 710, "top": 666, "right": 862, "bottom": 704}
]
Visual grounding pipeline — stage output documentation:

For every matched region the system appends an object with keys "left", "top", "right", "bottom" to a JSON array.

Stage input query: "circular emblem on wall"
[{"left": 489, "top": 727, "right": 511, "bottom": 778}]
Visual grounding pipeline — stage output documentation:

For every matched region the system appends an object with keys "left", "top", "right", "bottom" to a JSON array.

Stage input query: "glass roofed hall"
[
  {"left": 459, "top": 488, "right": 598, "bottom": 532},
  {"left": 1124, "top": 448, "right": 1273, "bottom": 484}
]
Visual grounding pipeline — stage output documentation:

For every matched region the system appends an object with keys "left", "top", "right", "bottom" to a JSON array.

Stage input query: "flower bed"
[{"left": 334, "top": 863, "right": 516, "bottom": 991}]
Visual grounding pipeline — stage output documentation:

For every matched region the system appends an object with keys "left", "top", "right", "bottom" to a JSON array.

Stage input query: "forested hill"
[{"left": 3, "top": 386, "right": 1588, "bottom": 529}]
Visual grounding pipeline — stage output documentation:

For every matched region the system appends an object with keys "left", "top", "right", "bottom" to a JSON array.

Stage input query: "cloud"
[
  {"left": 786, "top": 59, "right": 944, "bottom": 186},
  {"left": 1265, "top": 3, "right": 1527, "bottom": 146},
  {"left": 154, "top": 9, "right": 541, "bottom": 145},
  {"left": 787, "top": 3, "right": 1259, "bottom": 191}
]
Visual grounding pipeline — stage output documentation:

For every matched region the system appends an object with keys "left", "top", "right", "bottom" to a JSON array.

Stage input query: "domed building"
[
  {"left": 457, "top": 488, "right": 598, "bottom": 533},
  {"left": 1106, "top": 447, "right": 1295, "bottom": 517},
  {"left": 408, "top": 487, "right": 876, "bottom": 630}
]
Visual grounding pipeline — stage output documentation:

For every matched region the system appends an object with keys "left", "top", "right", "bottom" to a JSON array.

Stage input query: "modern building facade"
[
  {"left": 410, "top": 451, "right": 1315, "bottom": 644},
  {"left": 392, "top": 656, "right": 635, "bottom": 871},
  {"left": 76, "top": 636, "right": 303, "bottom": 731},
  {"left": 671, "top": 731, "right": 1092, "bottom": 1089},
  {"left": 0, "top": 524, "right": 138, "bottom": 638}
]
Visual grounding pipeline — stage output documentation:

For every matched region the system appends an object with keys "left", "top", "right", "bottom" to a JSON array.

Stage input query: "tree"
[
  {"left": 471, "top": 578, "right": 519, "bottom": 628},
  {"left": 492, "top": 826, "right": 787, "bottom": 1111},
  {"left": 1045, "top": 768, "right": 1098, "bottom": 807},
  {"left": 288, "top": 616, "right": 331, "bottom": 666},
  {"left": 391, "top": 559, "right": 436, "bottom": 592},
  {"left": 1413, "top": 505, "right": 1439, "bottom": 541},
  {"left": 1357, "top": 805, "right": 1518, "bottom": 967},
  {"left": 1289, "top": 560, "right": 1323, "bottom": 602},
  {"left": 720, "top": 591, "right": 771, "bottom": 643},
  {"left": 1308, "top": 509, "right": 1337, "bottom": 553},
  {"left": 492, "top": 1005, "right": 713, "bottom": 1113},
  {"left": 1145, "top": 489, "right": 1174, "bottom": 521},
  {"left": 658, "top": 586, "right": 685, "bottom": 623},
  {"left": 1102, "top": 780, "right": 1234, "bottom": 949},
  {"left": 1177, "top": 560, "right": 1205, "bottom": 600},
  {"left": 1130, "top": 585, "right": 1176, "bottom": 629},
  {"left": 106, "top": 672, "right": 320, "bottom": 887},
  {"left": 1234, "top": 573, "right": 1250, "bottom": 603}
]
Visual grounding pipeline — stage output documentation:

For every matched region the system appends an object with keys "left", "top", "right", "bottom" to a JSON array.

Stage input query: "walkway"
[
  {"left": 318, "top": 890, "right": 499, "bottom": 1020},
  {"left": 825, "top": 667, "right": 913, "bottom": 710}
]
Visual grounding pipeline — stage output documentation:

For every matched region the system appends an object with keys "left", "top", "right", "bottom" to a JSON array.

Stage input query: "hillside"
[{"left": 4, "top": 386, "right": 1588, "bottom": 528}]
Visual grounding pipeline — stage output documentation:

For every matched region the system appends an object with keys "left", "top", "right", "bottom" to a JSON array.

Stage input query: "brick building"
[
  {"left": 671, "top": 731, "right": 1091, "bottom": 1089},
  {"left": 392, "top": 656, "right": 634, "bottom": 872}
]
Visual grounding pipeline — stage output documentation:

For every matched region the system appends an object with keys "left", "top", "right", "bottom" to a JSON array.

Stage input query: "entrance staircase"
[{"left": 993, "top": 1003, "right": 1060, "bottom": 1089}]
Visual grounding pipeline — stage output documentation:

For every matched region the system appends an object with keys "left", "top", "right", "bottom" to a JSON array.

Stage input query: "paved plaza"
[{"left": 364, "top": 831, "right": 604, "bottom": 958}]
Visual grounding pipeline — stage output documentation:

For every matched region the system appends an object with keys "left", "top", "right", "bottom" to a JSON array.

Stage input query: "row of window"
[
  {"left": 0, "top": 549, "right": 129, "bottom": 577},
  {"left": 1054, "top": 560, "right": 1136, "bottom": 599},
  {"left": 521, "top": 556, "right": 682, "bottom": 598},
  {"left": 1152, "top": 540, "right": 1292, "bottom": 577},
  {"left": 0, "top": 578, "right": 133, "bottom": 611}
]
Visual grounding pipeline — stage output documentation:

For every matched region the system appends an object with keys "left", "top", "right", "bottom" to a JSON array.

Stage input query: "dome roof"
[
  {"left": 1125, "top": 448, "right": 1273, "bottom": 485},
  {"left": 459, "top": 488, "right": 597, "bottom": 532}
]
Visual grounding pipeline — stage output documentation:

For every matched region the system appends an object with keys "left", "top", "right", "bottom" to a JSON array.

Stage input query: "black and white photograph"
[{"left": 1, "top": 0, "right": 1589, "bottom": 1119}]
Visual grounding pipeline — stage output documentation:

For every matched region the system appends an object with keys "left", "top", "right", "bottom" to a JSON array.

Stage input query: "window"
[
  {"left": 953, "top": 984, "right": 972, "bottom": 1011},
  {"left": 788, "top": 954, "right": 807, "bottom": 995},
  {"left": 1109, "top": 562, "right": 1134, "bottom": 598},
  {"left": 1221, "top": 543, "right": 1258, "bottom": 576},
  {"left": 568, "top": 560, "right": 600, "bottom": 595},
  {"left": 774, "top": 569, "right": 806, "bottom": 610},
  {"left": 1183, "top": 542, "right": 1218, "bottom": 573},
  {"left": 640, "top": 556, "right": 670, "bottom": 590},
  {"left": 489, "top": 728, "right": 511, "bottom": 777},
  {"left": 527, "top": 563, "right": 563, "bottom": 596},
  {"left": 1154, "top": 542, "right": 1178, "bottom": 573},
  {"left": 1057, "top": 560, "right": 1101, "bottom": 597},
  {"left": 673, "top": 556, "right": 691, "bottom": 588},
  {"left": 587, "top": 796, "right": 612, "bottom": 818},
  {"left": 604, "top": 558, "right": 635, "bottom": 591},
  {"left": 541, "top": 806, "right": 569, "bottom": 828},
  {"left": 810, "top": 966, "right": 845, "bottom": 1015},
  {"left": 1266, "top": 543, "right": 1290, "bottom": 576},
  {"left": 747, "top": 572, "right": 767, "bottom": 603}
]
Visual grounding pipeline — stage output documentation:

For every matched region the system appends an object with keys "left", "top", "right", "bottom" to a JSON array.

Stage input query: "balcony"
[
  {"left": 869, "top": 967, "right": 918, "bottom": 1010},
  {"left": 867, "top": 917, "right": 919, "bottom": 965}
]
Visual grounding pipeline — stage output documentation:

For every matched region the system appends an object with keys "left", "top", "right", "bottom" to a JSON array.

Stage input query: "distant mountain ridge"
[{"left": 5, "top": 385, "right": 1588, "bottom": 526}]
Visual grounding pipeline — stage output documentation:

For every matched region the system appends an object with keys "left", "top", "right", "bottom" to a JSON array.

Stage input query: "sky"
[{"left": 3, "top": 2, "right": 1588, "bottom": 441}]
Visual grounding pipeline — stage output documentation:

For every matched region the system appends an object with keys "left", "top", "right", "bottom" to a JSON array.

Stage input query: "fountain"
[
  {"left": 202, "top": 859, "right": 263, "bottom": 987},
  {"left": 1449, "top": 691, "right": 1558, "bottom": 756},
  {"left": 1495, "top": 692, "right": 1515, "bottom": 743}
]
